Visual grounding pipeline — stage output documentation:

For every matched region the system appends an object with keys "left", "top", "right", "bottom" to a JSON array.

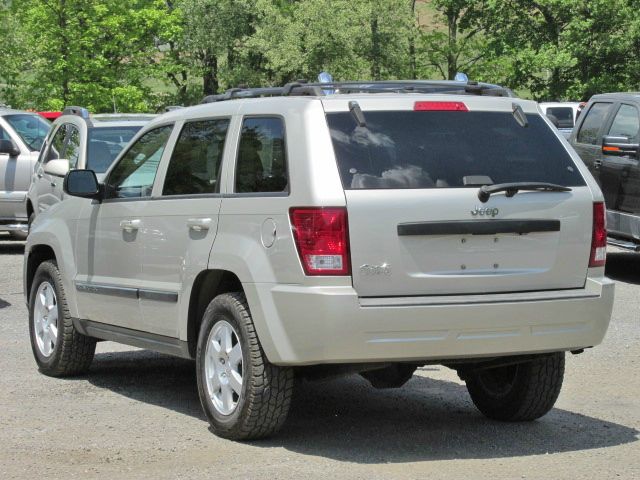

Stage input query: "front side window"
[
  {"left": 163, "top": 119, "right": 230, "bottom": 196},
  {"left": 577, "top": 102, "right": 612, "bottom": 145},
  {"left": 327, "top": 110, "right": 585, "bottom": 190},
  {"left": 87, "top": 126, "right": 142, "bottom": 173},
  {"left": 65, "top": 126, "right": 81, "bottom": 169},
  {"left": 46, "top": 124, "right": 67, "bottom": 163},
  {"left": 3, "top": 114, "right": 50, "bottom": 151},
  {"left": 608, "top": 104, "right": 639, "bottom": 141},
  {"left": 235, "top": 117, "right": 288, "bottom": 193},
  {"left": 105, "top": 125, "right": 173, "bottom": 199}
]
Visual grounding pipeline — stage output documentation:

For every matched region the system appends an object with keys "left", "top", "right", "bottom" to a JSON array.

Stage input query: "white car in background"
[{"left": 540, "top": 102, "right": 581, "bottom": 138}]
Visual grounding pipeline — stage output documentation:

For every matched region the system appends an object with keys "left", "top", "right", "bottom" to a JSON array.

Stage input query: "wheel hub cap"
[
  {"left": 33, "top": 281, "right": 58, "bottom": 357},
  {"left": 204, "top": 320, "right": 243, "bottom": 415}
]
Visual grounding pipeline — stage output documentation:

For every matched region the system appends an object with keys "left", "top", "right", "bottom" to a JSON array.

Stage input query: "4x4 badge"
[{"left": 471, "top": 206, "right": 499, "bottom": 217}]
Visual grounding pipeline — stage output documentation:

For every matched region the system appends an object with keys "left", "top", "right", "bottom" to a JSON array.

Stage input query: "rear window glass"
[
  {"left": 546, "top": 107, "right": 574, "bottom": 128},
  {"left": 327, "top": 111, "right": 586, "bottom": 190},
  {"left": 87, "top": 126, "right": 142, "bottom": 173}
]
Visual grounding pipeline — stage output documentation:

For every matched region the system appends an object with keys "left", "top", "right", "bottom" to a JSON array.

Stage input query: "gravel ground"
[{"left": 0, "top": 237, "right": 638, "bottom": 479}]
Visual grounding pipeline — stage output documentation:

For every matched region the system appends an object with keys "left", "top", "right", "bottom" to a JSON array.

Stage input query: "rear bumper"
[{"left": 248, "top": 277, "right": 615, "bottom": 365}]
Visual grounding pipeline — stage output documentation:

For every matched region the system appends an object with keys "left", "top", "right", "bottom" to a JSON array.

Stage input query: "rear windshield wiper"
[{"left": 478, "top": 182, "right": 572, "bottom": 203}]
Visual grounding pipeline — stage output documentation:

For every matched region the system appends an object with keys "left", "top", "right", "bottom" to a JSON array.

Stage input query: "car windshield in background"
[
  {"left": 327, "top": 111, "right": 586, "bottom": 190},
  {"left": 546, "top": 107, "right": 574, "bottom": 128},
  {"left": 4, "top": 114, "right": 50, "bottom": 151},
  {"left": 87, "top": 126, "right": 142, "bottom": 173}
]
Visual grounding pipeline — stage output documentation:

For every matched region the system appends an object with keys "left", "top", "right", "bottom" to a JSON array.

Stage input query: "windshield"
[
  {"left": 4, "top": 114, "right": 51, "bottom": 151},
  {"left": 327, "top": 111, "right": 586, "bottom": 190},
  {"left": 87, "top": 126, "right": 142, "bottom": 173}
]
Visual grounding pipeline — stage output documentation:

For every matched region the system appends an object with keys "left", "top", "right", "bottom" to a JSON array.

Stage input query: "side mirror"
[
  {"left": 63, "top": 170, "right": 102, "bottom": 200},
  {"left": 0, "top": 139, "right": 20, "bottom": 157},
  {"left": 602, "top": 135, "right": 640, "bottom": 156},
  {"left": 43, "top": 158, "right": 70, "bottom": 177}
]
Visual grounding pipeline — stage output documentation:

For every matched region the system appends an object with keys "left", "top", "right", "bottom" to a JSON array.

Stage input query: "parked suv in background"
[
  {"left": 26, "top": 107, "right": 154, "bottom": 227},
  {"left": 25, "top": 80, "right": 614, "bottom": 440},
  {"left": 569, "top": 93, "right": 640, "bottom": 250},
  {"left": 0, "top": 108, "right": 51, "bottom": 239}
]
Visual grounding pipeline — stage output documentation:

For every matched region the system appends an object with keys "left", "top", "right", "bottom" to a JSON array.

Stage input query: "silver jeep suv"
[{"left": 24, "top": 81, "right": 615, "bottom": 440}]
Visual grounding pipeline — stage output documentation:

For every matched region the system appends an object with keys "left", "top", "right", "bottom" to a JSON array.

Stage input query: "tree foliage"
[{"left": 0, "top": 0, "right": 638, "bottom": 110}]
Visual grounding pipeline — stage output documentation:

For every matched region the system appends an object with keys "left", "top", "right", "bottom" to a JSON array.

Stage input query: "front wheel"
[
  {"left": 196, "top": 292, "right": 294, "bottom": 440},
  {"left": 465, "top": 352, "right": 565, "bottom": 421},
  {"left": 29, "top": 260, "right": 96, "bottom": 376}
]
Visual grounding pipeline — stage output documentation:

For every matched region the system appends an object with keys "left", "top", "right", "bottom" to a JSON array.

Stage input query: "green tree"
[{"left": 476, "top": 0, "right": 639, "bottom": 100}]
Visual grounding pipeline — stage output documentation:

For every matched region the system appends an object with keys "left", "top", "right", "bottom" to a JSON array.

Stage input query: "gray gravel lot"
[{"left": 0, "top": 236, "right": 638, "bottom": 479}]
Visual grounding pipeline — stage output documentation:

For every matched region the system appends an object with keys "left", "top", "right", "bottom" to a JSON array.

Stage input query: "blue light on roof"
[{"left": 454, "top": 72, "right": 469, "bottom": 83}]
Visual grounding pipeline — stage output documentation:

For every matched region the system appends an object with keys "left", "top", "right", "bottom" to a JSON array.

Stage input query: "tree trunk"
[
  {"left": 371, "top": 17, "right": 381, "bottom": 80},
  {"left": 203, "top": 52, "right": 218, "bottom": 95},
  {"left": 446, "top": 9, "right": 458, "bottom": 80}
]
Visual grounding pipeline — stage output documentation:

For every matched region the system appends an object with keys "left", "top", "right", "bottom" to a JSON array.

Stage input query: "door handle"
[
  {"left": 50, "top": 181, "right": 56, "bottom": 187},
  {"left": 120, "top": 219, "right": 142, "bottom": 232},
  {"left": 594, "top": 160, "right": 602, "bottom": 169},
  {"left": 37, "top": 173, "right": 43, "bottom": 178},
  {"left": 187, "top": 218, "right": 212, "bottom": 231}
]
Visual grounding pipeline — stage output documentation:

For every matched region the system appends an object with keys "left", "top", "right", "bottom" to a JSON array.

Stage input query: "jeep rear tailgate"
[{"left": 324, "top": 98, "right": 593, "bottom": 297}]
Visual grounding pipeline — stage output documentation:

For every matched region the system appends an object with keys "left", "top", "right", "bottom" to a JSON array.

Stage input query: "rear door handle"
[
  {"left": 37, "top": 173, "right": 43, "bottom": 178},
  {"left": 120, "top": 219, "right": 142, "bottom": 232},
  {"left": 187, "top": 218, "right": 212, "bottom": 231}
]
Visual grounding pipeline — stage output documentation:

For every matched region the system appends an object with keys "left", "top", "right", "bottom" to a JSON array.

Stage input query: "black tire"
[
  {"left": 28, "top": 260, "right": 96, "bottom": 376},
  {"left": 196, "top": 292, "right": 294, "bottom": 440},
  {"left": 360, "top": 364, "right": 417, "bottom": 389},
  {"left": 465, "top": 352, "right": 565, "bottom": 421}
]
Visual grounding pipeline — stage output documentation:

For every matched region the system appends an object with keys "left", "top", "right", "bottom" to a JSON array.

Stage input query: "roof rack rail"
[{"left": 200, "top": 80, "right": 513, "bottom": 104}]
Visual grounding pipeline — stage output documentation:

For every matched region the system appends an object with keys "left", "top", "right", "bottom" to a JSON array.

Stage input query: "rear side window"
[
  {"left": 235, "top": 117, "right": 288, "bottom": 193},
  {"left": 546, "top": 107, "right": 574, "bottom": 128},
  {"left": 577, "top": 102, "right": 612, "bottom": 145},
  {"left": 327, "top": 110, "right": 585, "bottom": 190},
  {"left": 608, "top": 104, "right": 639, "bottom": 141},
  {"left": 163, "top": 119, "right": 229, "bottom": 196}
]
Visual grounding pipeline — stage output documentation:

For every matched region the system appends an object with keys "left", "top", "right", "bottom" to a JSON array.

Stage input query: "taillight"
[
  {"left": 414, "top": 101, "right": 468, "bottom": 112},
  {"left": 290, "top": 207, "right": 350, "bottom": 276},
  {"left": 589, "top": 202, "right": 607, "bottom": 267}
]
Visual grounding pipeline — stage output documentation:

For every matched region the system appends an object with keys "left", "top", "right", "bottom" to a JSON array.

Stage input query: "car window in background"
[
  {"left": 46, "top": 125, "right": 67, "bottom": 163},
  {"left": 65, "top": 126, "right": 81, "bottom": 169},
  {"left": 4, "top": 114, "right": 50, "bottom": 151},
  {"left": 163, "top": 119, "right": 229, "bottom": 196},
  {"left": 608, "top": 104, "right": 639, "bottom": 141},
  {"left": 87, "top": 126, "right": 142, "bottom": 173},
  {"left": 106, "top": 125, "right": 173, "bottom": 199},
  {"left": 546, "top": 107, "right": 574, "bottom": 128},
  {"left": 0, "top": 127, "right": 9, "bottom": 141},
  {"left": 576, "top": 103, "right": 612, "bottom": 145},
  {"left": 327, "top": 111, "right": 585, "bottom": 190},
  {"left": 235, "top": 117, "right": 288, "bottom": 193}
]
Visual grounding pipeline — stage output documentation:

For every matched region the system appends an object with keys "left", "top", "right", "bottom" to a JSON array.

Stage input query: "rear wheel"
[
  {"left": 465, "top": 353, "right": 565, "bottom": 421},
  {"left": 29, "top": 260, "right": 96, "bottom": 376},
  {"left": 196, "top": 292, "right": 294, "bottom": 440}
]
